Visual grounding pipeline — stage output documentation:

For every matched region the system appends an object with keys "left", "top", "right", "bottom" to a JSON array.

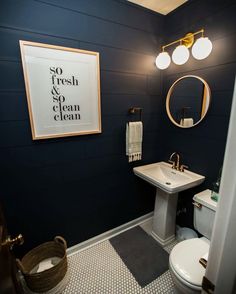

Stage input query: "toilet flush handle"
[
  {"left": 199, "top": 257, "right": 207, "bottom": 268},
  {"left": 192, "top": 201, "right": 202, "bottom": 209}
]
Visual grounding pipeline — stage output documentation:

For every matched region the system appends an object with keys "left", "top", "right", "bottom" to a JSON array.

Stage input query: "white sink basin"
[{"left": 133, "top": 161, "right": 205, "bottom": 193}]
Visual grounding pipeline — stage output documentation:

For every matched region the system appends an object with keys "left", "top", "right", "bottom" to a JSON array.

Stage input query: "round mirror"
[{"left": 166, "top": 75, "right": 211, "bottom": 128}]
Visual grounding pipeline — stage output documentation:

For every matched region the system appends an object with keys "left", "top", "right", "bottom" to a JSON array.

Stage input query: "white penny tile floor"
[{"left": 63, "top": 227, "right": 176, "bottom": 294}]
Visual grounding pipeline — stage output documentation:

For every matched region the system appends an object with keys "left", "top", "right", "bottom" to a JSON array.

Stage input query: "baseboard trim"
[
  {"left": 151, "top": 230, "right": 175, "bottom": 247},
  {"left": 67, "top": 212, "right": 153, "bottom": 256}
]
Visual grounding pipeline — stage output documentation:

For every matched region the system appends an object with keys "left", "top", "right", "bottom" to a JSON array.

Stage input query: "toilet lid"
[{"left": 169, "top": 238, "right": 209, "bottom": 287}]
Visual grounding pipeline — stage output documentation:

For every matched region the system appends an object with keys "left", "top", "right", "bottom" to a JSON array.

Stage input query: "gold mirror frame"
[{"left": 166, "top": 75, "right": 211, "bottom": 128}]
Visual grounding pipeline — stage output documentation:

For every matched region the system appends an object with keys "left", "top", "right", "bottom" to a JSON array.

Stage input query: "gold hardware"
[
  {"left": 199, "top": 257, "right": 207, "bottom": 268},
  {"left": 162, "top": 29, "right": 204, "bottom": 51},
  {"left": 182, "top": 33, "right": 194, "bottom": 48},
  {"left": 128, "top": 107, "right": 142, "bottom": 121},
  {"left": 168, "top": 152, "right": 189, "bottom": 172},
  {"left": 180, "top": 164, "right": 189, "bottom": 172},
  {"left": 2, "top": 234, "right": 24, "bottom": 249},
  {"left": 192, "top": 201, "right": 202, "bottom": 209},
  {"left": 168, "top": 159, "right": 175, "bottom": 167},
  {"left": 168, "top": 152, "right": 181, "bottom": 171},
  {"left": 202, "top": 276, "right": 215, "bottom": 293}
]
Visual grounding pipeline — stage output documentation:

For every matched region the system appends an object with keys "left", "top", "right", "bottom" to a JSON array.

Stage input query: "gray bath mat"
[{"left": 110, "top": 226, "right": 169, "bottom": 287}]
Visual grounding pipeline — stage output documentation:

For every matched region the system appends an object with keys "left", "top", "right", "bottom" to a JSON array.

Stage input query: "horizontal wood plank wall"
[
  {"left": 2, "top": 0, "right": 235, "bottom": 252},
  {"left": 0, "top": 0, "right": 164, "bottom": 253},
  {"left": 161, "top": 0, "right": 236, "bottom": 228}
]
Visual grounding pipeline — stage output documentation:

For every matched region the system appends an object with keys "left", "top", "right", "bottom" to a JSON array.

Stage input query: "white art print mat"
[{"left": 20, "top": 41, "right": 101, "bottom": 139}]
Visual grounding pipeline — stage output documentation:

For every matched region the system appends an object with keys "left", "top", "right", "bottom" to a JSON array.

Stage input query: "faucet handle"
[
  {"left": 180, "top": 164, "right": 188, "bottom": 172},
  {"left": 168, "top": 160, "right": 175, "bottom": 168}
]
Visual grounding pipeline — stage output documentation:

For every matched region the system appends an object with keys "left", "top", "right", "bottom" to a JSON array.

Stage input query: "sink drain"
[{"left": 165, "top": 182, "right": 171, "bottom": 185}]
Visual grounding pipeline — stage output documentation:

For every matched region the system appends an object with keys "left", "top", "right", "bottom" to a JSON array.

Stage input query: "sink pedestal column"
[{"left": 151, "top": 188, "right": 178, "bottom": 247}]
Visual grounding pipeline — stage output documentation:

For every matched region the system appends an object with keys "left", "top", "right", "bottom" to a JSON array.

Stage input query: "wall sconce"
[{"left": 155, "top": 29, "right": 212, "bottom": 70}]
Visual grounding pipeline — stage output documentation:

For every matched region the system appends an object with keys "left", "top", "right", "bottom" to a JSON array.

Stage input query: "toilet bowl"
[
  {"left": 169, "top": 189, "right": 217, "bottom": 293},
  {"left": 169, "top": 238, "right": 209, "bottom": 293}
]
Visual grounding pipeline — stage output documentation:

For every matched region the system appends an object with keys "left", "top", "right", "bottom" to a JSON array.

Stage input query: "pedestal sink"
[{"left": 133, "top": 162, "right": 205, "bottom": 246}]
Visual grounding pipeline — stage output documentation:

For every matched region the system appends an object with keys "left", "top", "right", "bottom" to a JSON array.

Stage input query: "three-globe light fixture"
[{"left": 155, "top": 29, "right": 212, "bottom": 70}]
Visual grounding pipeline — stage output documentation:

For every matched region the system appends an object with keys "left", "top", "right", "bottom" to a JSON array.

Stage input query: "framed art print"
[{"left": 20, "top": 40, "right": 101, "bottom": 140}]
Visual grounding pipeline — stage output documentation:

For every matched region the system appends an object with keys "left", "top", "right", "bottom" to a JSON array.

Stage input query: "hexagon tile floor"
[{"left": 63, "top": 230, "right": 177, "bottom": 294}]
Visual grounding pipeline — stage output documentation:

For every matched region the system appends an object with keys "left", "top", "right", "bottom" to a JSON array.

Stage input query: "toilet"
[{"left": 169, "top": 189, "right": 217, "bottom": 293}]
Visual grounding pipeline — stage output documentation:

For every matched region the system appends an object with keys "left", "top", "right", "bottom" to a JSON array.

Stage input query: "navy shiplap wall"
[
  {"left": 1, "top": 0, "right": 236, "bottom": 251},
  {"left": 162, "top": 0, "right": 236, "bottom": 228},
  {"left": 0, "top": 0, "right": 164, "bottom": 252}
]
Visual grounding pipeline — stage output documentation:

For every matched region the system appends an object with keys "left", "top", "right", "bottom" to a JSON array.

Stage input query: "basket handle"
[
  {"left": 54, "top": 236, "right": 67, "bottom": 249},
  {"left": 16, "top": 258, "right": 27, "bottom": 274}
]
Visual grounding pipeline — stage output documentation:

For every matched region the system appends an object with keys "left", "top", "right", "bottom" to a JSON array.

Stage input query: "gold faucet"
[
  {"left": 168, "top": 152, "right": 180, "bottom": 170},
  {"left": 168, "top": 152, "right": 188, "bottom": 172}
]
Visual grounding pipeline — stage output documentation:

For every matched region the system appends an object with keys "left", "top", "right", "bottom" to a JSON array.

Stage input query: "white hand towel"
[
  {"left": 180, "top": 118, "right": 194, "bottom": 127},
  {"left": 36, "top": 258, "right": 54, "bottom": 273},
  {"left": 126, "top": 121, "right": 143, "bottom": 162}
]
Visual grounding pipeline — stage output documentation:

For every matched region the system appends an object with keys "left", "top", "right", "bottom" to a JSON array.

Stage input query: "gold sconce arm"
[{"left": 162, "top": 29, "right": 204, "bottom": 51}]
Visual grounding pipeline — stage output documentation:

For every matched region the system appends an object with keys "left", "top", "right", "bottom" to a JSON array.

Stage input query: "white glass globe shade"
[
  {"left": 172, "top": 45, "right": 190, "bottom": 65},
  {"left": 155, "top": 52, "right": 171, "bottom": 70},
  {"left": 192, "top": 37, "right": 213, "bottom": 60}
]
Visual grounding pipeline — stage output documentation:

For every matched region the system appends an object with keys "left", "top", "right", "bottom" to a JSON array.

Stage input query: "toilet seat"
[{"left": 169, "top": 238, "right": 209, "bottom": 289}]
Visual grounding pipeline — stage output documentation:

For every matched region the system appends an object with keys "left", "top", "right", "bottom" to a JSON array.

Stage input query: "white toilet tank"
[{"left": 193, "top": 189, "right": 217, "bottom": 240}]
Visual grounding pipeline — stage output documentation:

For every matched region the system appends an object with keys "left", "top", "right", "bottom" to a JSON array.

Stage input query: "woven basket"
[{"left": 16, "top": 236, "right": 67, "bottom": 293}]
